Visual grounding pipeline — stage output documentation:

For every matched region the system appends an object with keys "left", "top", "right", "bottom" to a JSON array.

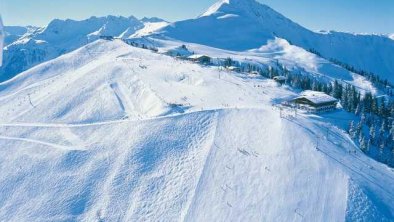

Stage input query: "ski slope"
[
  {"left": 0, "top": 40, "right": 393, "bottom": 221},
  {"left": 144, "top": 37, "right": 379, "bottom": 95}
]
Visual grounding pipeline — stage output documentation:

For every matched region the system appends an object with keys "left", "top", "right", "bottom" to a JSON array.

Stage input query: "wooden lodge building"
[
  {"left": 289, "top": 90, "right": 338, "bottom": 113},
  {"left": 188, "top": 54, "right": 212, "bottom": 64}
]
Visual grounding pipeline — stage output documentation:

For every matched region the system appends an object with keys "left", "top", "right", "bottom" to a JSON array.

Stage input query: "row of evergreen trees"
[
  {"left": 230, "top": 59, "right": 394, "bottom": 167},
  {"left": 329, "top": 57, "right": 393, "bottom": 90},
  {"left": 306, "top": 48, "right": 393, "bottom": 96},
  {"left": 287, "top": 70, "right": 393, "bottom": 166}
]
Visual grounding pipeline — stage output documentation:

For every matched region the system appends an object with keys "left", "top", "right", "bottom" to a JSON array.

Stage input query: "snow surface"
[
  {"left": 3, "top": 0, "right": 393, "bottom": 85},
  {"left": 132, "top": 21, "right": 169, "bottom": 38},
  {"left": 138, "top": 37, "right": 381, "bottom": 96},
  {"left": 3, "top": 26, "right": 39, "bottom": 47},
  {"left": 0, "top": 40, "right": 393, "bottom": 221},
  {"left": 0, "top": 16, "right": 167, "bottom": 81},
  {"left": 156, "top": 0, "right": 394, "bottom": 82}
]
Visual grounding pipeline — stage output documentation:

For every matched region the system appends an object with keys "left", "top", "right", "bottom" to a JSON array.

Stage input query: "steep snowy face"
[
  {"left": 140, "top": 17, "right": 167, "bottom": 23},
  {"left": 159, "top": 0, "right": 298, "bottom": 51},
  {"left": 201, "top": 0, "right": 281, "bottom": 19},
  {"left": 158, "top": 0, "right": 394, "bottom": 82},
  {"left": 3, "top": 26, "right": 39, "bottom": 46},
  {"left": 129, "top": 18, "right": 169, "bottom": 38},
  {"left": 86, "top": 16, "right": 144, "bottom": 40}
]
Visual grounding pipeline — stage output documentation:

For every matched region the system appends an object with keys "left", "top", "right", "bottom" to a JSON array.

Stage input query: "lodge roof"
[
  {"left": 188, "top": 54, "right": 211, "bottom": 59},
  {"left": 294, "top": 90, "right": 337, "bottom": 105}
]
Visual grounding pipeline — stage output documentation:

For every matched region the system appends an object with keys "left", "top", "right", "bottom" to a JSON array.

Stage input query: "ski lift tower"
[{"left": 0, "top": 16, "right": 4, "bottom": 67}]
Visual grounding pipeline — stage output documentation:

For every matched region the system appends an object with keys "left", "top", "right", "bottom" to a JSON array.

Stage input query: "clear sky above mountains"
[{"left": 1, "top": 0, "right": 393, "bottom": 34}]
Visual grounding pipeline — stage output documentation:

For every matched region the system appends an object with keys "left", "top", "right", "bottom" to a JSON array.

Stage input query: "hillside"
[
  {"left": 156, "top": 0, "right": 394, "bottom": 82},
  {"left": 137, "top": 37, "right": 379, "bottom": 95},
  {"left": 0, "top": 39, "right": 393, "bottom": 221},
  {"left": 0, "top": 16, "right": 168, "bottom": 82},
  {"left": 2, "top": 0, "right": 393, "bottom": 84}
]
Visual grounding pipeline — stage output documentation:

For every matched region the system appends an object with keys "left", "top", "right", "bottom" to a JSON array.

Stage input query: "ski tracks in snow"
[
  {"left": 0, "top": 135, "right": 85, "bottom": 151},
  {"left": 109, "top": 82, "right": 140, "bottom": 119},
  {"left": 181, "top": 111, "right": 220, "bottom": 221},
  {"left": 284, "top": 116, "right": 394, "bottom": 205},
  {"left": 125, "top": 111, "right": 219, "bottom": 221}
]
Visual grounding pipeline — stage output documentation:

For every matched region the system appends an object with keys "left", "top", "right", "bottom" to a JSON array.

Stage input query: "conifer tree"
[
  {"left": 369, "top": 125, "right": 376, "bottom": 144},
  {"left": 349, "top": 121, "right": 356, "bottom": 139},
  {"left": 359, "top": 135, "right": 367, "bottom": 151}
]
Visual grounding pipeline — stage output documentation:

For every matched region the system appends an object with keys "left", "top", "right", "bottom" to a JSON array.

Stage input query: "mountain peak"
[
  {"left": 201, "top": 0, "right": 269, "bottom": 17},
  {"left": 141, "top": 17, "right": 167, "bottom": 23}
]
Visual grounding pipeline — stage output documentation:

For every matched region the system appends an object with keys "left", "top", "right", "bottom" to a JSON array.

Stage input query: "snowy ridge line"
[
  {"left": 0, "top": 108, "right": 262, "bottom": 128},
  {"left": 0, "top": 136, "right": 86, "bottom": 151},
  {"left": 0, "top": 108, "right": 228, "bottom": 128},
  {"left": 317, "top": 146, "right": 394, "bottom": 200},
  {"left": 309, "top": 118, "right": 394, "bottom": 181},
  {"left": 306, "top": 69, "right": 372, "bottom": 93},
  {"left": 284, "top": 116, "right": 394, "bottom": 200},
  {"left": 182, "top": 111, "right": 220, "bottom": 220},
  {"left": 314, "top": 123, "right": 394, "bottom": 181}
]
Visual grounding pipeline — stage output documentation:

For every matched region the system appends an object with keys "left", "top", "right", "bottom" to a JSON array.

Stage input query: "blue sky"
[{"left": 1, "top": 0, "right": 393, "bottom": 34}]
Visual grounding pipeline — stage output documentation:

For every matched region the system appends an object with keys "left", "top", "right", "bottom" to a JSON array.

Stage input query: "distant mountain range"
[
  {"left": 1, "top": 16, "right": 168, "bottom": 81},
  {"left": 1, "top": 0, "right": 393, "bottom": 83},
  {"left": 4, "top": 26, "right": 39, "bottom": 46}
]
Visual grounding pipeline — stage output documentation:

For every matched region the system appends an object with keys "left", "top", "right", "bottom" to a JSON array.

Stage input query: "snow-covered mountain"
[
  {"left": 140, "top": 17, "right": 167, "bottom": 23},
  {"left": 0, "top": 1, "right": 393, "bottom": 220},
  {"left": 0, "top": 39, "right": 393, "bottom": 221},
  {"left": 156, "top": 0, "right": 394, "bottom": 82},
  {"left": 3, "top": 26, "right": 39, "bottom": 46},
  {"left": 2, "top": 0, "right": 392, "bottom": 83},
  {"left": 0, "top": 16, "right": 168, "bottom": 82}
]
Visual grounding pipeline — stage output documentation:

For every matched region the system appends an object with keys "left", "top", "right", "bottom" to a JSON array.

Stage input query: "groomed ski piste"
[{"left": 0, "top": 39, "right": 393, "bottom": 221}]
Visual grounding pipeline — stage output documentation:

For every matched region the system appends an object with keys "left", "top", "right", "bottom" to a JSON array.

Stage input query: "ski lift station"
[{"left": 287, "top": 90, "right": 338, "bottom": 113}]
